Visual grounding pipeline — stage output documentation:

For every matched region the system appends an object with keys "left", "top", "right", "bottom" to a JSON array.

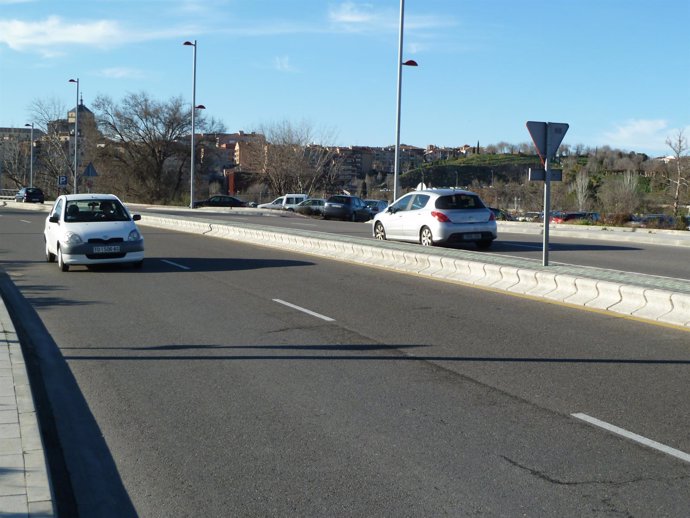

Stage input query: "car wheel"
[
  {"left": 57, "top": 247, "right": 69, "bottom": 272},
  {"left": 374, "top": 222, "right": 387, "bottom": 240},
  {"left": 45, "top": 240, "right": 55, "bottom": 263},
  {"left": 420, "top": 226, "right": 434, "bottom": 246},
  {"left": 476, "top": 239, "right": 493, "bottom": 250}
]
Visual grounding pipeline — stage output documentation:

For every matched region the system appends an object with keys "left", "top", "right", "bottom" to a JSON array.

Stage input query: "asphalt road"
[
  {"left": 1, "top": 207, "right": 689, "bottom": 517},
  {"left": 141, "top": 206, "right": 690, "bottom": 280}
]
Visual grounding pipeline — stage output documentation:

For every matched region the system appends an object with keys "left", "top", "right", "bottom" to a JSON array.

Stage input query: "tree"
[
  {"left": 93, "top": 92, "right": 218, "bottom": 203},
  {"left": 597, "top": 171, "right": 640, "bottom": 215},
  {"left": 665, "top": 129, "right": 689, "bottom": 216},
  {"left": 253, "top": 120, "right": 340, "bottom": 196},
  {"left": 27, "top": 97, "right": 74, "bottom": 196}
]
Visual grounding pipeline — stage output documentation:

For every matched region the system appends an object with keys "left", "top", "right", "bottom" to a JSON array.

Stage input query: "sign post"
[{"left": 526, "top": 121, "right": 568, "bottom": 266}]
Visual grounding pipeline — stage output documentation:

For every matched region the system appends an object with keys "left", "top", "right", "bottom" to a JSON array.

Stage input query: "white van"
[{"left": 257, "top": 194, "right": 308, "bottom": 211}]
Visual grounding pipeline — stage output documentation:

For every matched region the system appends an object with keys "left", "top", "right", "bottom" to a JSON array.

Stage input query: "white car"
[
  {"left": 372, "top": 189, "right": 497, "bottom": 248},
  {"left": 44, "top": 194, "right": 145, "bottom": 271},
  {"left": 257, "top": 194, "right": 308, "bottom": 211}
]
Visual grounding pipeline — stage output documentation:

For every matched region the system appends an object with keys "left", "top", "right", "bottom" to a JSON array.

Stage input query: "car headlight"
[
  {"left": 63, "top": 232, "right": 83, "bottom": 245},
  {"left": 128, "top": 229, "right": 141, "bottom": 241}
]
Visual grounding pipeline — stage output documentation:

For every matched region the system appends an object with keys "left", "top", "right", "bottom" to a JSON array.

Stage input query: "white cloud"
[
  {"left": 601, "top": 119, "right": 677, "bottom": 154},
  {"left": 274, "top": 56, "right": 297, "bottom": 73},
  {"left": 0, "top": 15, "right": 199, "bottom": 57},
  {"left": 99, "top": 67, "right": 145, "bottom": 79},
  {"left": 0, "top": 16, "right": 122, "bottom": 53}
]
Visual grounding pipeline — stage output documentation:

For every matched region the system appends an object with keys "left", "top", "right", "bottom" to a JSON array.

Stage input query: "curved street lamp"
[
  {"left": 68, "top": 78, "right": 79, "bottom": 194},
  {"left": 183, "top": 40, "right": 199, "bottom": 208},
  {"left": 393, "top": 0, "right": 418, "bottom": 202},
  {"left": 24, "top": 123, "right": 34, "bottom": 188}
]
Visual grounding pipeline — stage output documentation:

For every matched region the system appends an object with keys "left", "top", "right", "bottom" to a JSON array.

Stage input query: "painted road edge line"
[
  {"left": 273, "top": 299, "right": 335, "bottom": 322},
  {"left": 572, "top": 412, "right": 690, "bottom": 464}
]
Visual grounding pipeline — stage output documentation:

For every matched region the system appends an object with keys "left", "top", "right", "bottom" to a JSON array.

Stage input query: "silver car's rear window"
[{"left": 435, "top": 194, "right": 485, "bottom": 210}]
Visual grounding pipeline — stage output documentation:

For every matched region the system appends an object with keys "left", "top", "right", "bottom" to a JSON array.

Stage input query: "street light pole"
[
  {"left": 68, "top": 78, "right": 79, "bottom": 194},
  {"left": 184, "top": 40, "right": 197, "bottom": 208},
  {"left": 393, "top": 0, "right": 417, "bottom": 202},
  {"left": 24, "top": 123, "right": 34, "bottom": 188}
]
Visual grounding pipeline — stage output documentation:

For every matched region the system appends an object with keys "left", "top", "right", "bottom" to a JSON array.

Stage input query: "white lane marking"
[
  {"left": 20, "top": 219, "right": 31, "bottom": 223},
  {"left": 161, "top": 259, "right": 191, "bottom": 270},
  {"left": 572, "top": 413, "right": 690, "bottom": 464},
  {"left": 273, "top": 299, "right": 335, "bottom": 322}
]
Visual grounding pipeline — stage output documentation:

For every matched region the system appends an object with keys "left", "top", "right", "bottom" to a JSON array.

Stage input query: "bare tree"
[
  {"left": 93, "top": 92, "right": 219, "bottom": 203},
  {"left": 253, "top": 120, "right": 340, "bottom": 196},
  {"left": 27, "top": 97, "right": 74, "bottom": 196},
  {"left": 598, "top": 171, "right": 640, "bottom": 215},
  {"left": 665, "top": 129, "right": 688, "bottom": 216},
  {"left": 572, "top": 170, "right": 590, "bottom": 211}
]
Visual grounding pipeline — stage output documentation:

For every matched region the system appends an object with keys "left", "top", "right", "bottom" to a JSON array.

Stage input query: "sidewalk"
[{"left": 0, "top": 299, "right": 54, "bottom": 517}]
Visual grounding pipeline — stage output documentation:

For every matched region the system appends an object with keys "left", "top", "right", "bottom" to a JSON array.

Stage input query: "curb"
[
  {"left": 140, "top": 214, "right": 690, "bottom": 329},
  {"left": 0, "top": 300, "right": 55, "bottom": 517}
]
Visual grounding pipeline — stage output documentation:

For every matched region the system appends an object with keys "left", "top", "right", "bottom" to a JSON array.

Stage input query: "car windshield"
[
  {"left": 64, "top": 199, "right": 130, "bottom": 222},
  {"left": 435, "top": 194, "right": 485, "bottom": 210}
]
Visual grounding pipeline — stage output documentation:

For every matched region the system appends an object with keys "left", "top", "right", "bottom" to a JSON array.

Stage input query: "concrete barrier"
[{"left": 139, "top": 214, "right": 690, "bottom": 329}]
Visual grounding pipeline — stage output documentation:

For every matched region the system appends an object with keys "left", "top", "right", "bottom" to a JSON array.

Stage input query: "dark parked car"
[
  {"left": 193, "top": 195, "right": 247, "bottom": 208},
  {"left": 295, "top": 198, "right": 325, "bottom": 216},
  {"left": 15, "top": 187, "right": 44, "bottom": 203},
  {"left": 365, "top": 199, "right": 389, "bottom": 216},
  {"left": 489, "top": 207, "right": 514, "bottom": 221},
  {"left": 323, "top": 195, "right": 371, "bottom": 221}
]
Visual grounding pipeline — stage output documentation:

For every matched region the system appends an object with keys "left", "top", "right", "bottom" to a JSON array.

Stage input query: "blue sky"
[{"left": 1, "top": 0, "right": 688, "bottom": 156}]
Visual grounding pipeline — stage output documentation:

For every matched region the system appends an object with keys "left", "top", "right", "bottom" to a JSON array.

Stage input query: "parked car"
[
  {"left": 372, "top": 189, "right": 497, "bottom": 248},
  {"left": 295, "top": 198, "right": 325, "bottom": 216},
  {"left": 365, "top": 199, "right": 389, "bottom": 216},
  {"left": 44, "top": 194, "right": 144, "bottom": 271},
  {"left": 489, "top": 207, "right": 514, "bottom": 221},
  {"left": 257, "top": 194, "right": 308, "bottom": 211},
  {"left": 193, "top": 195, "right": 247, "bottom": 208},
  {"left": 15, "top": 187, "right": 44, "bottom": 203},
  {"left": 550, "top": 211, "right": 600, "bottom": 224},
  {"left": 630, "top": 214, "right": 676, "bottom": 229},
  {"left": 323, "top": 195, "right": 371, "bottom": 221}
]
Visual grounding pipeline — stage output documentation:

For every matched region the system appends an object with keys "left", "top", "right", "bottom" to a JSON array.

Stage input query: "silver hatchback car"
[{"left": 372, "top": 189, "right": 497, "bottom": 248}]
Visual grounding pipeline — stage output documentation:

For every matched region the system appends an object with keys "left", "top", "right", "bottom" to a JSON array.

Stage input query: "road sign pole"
[{"left": 543, "top": 154, "right": 550, "bottom": 266}]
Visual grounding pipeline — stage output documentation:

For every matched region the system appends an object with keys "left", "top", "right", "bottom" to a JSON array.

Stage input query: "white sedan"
[{"left": 44, "top": 194, "right": 145, "bottom": 271}]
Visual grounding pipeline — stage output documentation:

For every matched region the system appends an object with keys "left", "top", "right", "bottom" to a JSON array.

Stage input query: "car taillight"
[
  {"left": 489, "top": 211, "right": 496, "bottom": 221},
  {"left": 431, "top": 211, "right": 451, "bottom": 223}
]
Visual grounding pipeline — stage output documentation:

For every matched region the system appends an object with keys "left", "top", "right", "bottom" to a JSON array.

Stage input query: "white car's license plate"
[
  {"left": 93, "top": 245, "right": 121, "bottom": 253},
  {"left": 463, "top": 233, "right": 481, "bottom": 240}
]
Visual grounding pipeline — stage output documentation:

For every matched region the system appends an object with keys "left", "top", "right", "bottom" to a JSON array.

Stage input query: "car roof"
[{"left": 59, "top": 193, "right": 120, "bottom": 202}]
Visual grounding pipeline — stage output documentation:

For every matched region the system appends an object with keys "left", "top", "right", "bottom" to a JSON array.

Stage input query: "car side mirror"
[
  {"left": 49, "top": 215, "right": 59, "bottom": 223},
  {"left": 132, "top": 214, "right": 141, "bottom": 221}
]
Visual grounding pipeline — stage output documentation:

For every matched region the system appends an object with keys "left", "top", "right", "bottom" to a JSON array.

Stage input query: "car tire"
[
  {"left": 57, "top": 247, "right": 69, "bottom": 272},
  {"left": 420, "top": 226, "right": 434, "bottom": 246},
  {"left": 45, "top": 240, "right": 55, "bottom": 263},
  {"left": 374, "top": 222, "right": 387, "bottom": 240},
  {"left": 476, "top": 239, "right": 493, "bottom": 250}
]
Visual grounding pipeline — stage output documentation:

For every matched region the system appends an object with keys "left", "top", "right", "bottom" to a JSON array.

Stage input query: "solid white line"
[
  {"left": 572, "top": 413, "right": 690, "bottom": 464},
  {"left": 161, "top": 259, "right": 190, "bottom": 270},
  {"left": 272, "top": 299, "right": 335, "bottom": 322}
]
